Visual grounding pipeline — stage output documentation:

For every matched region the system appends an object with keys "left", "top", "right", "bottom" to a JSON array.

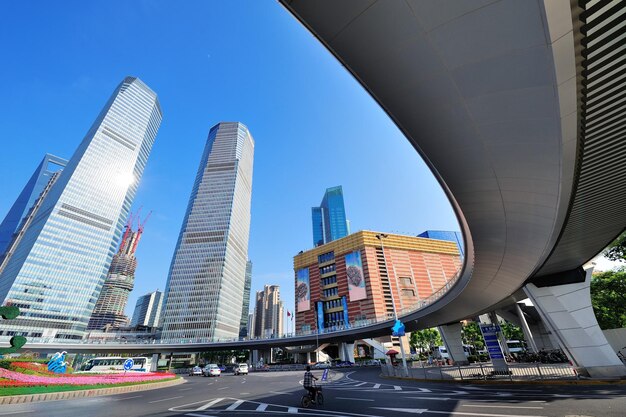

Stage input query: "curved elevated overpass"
[
  {"left": 6, "top": 2, "right": 626, "bottom": 360},
  {"left": 279, "top": 0, "right": 626, "bottom": 329}
]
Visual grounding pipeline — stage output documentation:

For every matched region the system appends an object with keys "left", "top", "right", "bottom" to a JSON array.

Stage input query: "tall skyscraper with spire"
[
  {"left": 0, "top": 77, "right": 162, "bottom": 341},
  {"left": 161, "top": 122, "right": 254, "bottom": 342},
  {"left": 87, "top": 213, "right": 149, "bottom": 330}
]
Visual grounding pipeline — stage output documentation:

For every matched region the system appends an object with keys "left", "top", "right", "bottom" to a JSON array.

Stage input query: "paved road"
[{"left": 1, "top": 368, "right": 625, "bottom": 417}]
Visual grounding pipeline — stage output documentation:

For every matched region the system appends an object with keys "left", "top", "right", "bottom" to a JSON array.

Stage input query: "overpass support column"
[
  {"left": 438, "top": 323, "right": 468, "bottom": 366},
  {"left": 150, "top": 353, "right": 159, "bottom": 372},
  {"left": 306, "top": 351, "right": 311, "bottom": 364},
  {"left": 338, "top": 342, "right": 355, "bottom": 363},
  {"left": 525, "top": 268, "right": 626, "bottom": 378},
  {"left": 515, "top": 303, "right": 538, "bottom": 353}
]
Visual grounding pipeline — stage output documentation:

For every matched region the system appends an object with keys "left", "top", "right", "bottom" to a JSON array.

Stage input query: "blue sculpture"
[
  {"left": 47, "top": 351, "right": 68, "bottom": 373},
  {"left": 391, "top": 320, "right": 406, "bottom": 337}
]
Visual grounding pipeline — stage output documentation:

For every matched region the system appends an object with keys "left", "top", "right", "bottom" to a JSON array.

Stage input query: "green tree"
[
  {"left": 409, "top": 328, "right": 442, "bottom": 353},
  {"left": 591, "top": 269, "right": 626, "bottom": 329},
  {"left": 499, "top": 321, "right": 524, "bottom": 341},
  {"left": 603, "top": 232, "right": 626, "bottom": 262},
  {"left": 461, "top": 321, "right": 484, "bottom": 351}
]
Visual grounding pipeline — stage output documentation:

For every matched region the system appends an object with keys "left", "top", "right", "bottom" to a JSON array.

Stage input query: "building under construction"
[{"left": 87, "top": 212, "right": 149, "bottom": 330}]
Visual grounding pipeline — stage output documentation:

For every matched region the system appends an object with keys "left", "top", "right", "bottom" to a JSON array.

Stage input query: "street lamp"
[{"left": 376, "top": 233, "right": 409, "bottom": 377}]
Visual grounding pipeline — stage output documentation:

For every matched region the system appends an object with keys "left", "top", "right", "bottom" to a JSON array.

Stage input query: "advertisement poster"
[
  {"left": 296, "top": 268, "right": 310, "bottom": 311},
  {"left": 317, "top": 301, "right": 324, "bottom": 332},
  {"left": 342, "top": 296, "right": 350, "bottom": 329},
  {"left": 345, "top": 250, "right": 366, "bottom": 301}
]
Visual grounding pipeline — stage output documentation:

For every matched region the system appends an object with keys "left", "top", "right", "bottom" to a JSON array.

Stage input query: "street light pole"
[{"left": 376, "top": 233, "right": 409, "bottom": 377}]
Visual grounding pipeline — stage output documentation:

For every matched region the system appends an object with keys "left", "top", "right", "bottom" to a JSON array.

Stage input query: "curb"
[
  {"left": 380, "top": 374, "right": 626, "bottom": 386},
  {"left": 0, "top": 377, "right": 185, "bottom": 404}
]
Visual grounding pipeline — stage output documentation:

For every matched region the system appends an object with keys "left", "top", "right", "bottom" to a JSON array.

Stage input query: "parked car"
[
  {"left": 218, "top": 364, "right": 226, "bottom": 371},
  {"left": 313, "top": 361, "right": 331, "bottom": 369},
  {"left": 363, "top": 359, "right": 381, "bottom": 366},
  {"left": 234, "top": 363, "right": 249, "bottom": 375},
  {"left": 335, "top": 361, "right": 354, "bottom": 368},
  {"left": 189, "top": 365, "right": 203, "bottom": 376},
  {"left": 203, "top": 364, "right": 221, "bottom": 377}
]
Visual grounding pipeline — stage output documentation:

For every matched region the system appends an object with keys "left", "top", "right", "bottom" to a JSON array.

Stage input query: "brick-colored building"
[{"left": 294, "top": 231, "right": 461, "bottom": 336}]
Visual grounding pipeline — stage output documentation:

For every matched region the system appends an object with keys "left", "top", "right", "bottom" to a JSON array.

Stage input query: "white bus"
[{"left": 78, "top": 356, "right": 151, "bottom": 372}]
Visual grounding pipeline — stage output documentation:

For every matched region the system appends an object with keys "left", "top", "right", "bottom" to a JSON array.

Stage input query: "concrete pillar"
[
  {"left": 338, "top": 342, "right": 355, "bottom": 363},
  {"left": 515, "top": 303, "right": 538, "bottom": 353},
  {"left": 525, "top": 268, "right": 626, "bottom": 378},
  {"left": 306, "top": 351, "right": 311, "bottom": 364},
  {"left": 438, "top": 323, "right": 469, "bottom": 366},
  {"left": 150, "top": 353, "right": 159, "bottom": 372},
  {"left": 251, "top": 350, "right": 259, "bottom": 367}
]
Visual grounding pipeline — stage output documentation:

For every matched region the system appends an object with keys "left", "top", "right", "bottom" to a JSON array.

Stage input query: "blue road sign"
[
  {"left": 123, "top": 358, "right": 134, "bottom": 371},
  {"left": 322, "top": 368, "right": 329, "bottom": 381}
]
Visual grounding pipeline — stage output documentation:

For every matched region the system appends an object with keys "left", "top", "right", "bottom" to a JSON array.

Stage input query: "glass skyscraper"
[
  {"left": 0, "top": 154, "right": 67, "bottom": 258},
  {"left": 418, "top": 230, "right": 464, "bottom": 258},
  {"left": 239, "top": 260, "right": 252, "bottom": 338},
  {"left": 130, "top": 290, "right": 163, "bottom": 328},
  {"left": 312, "top": 186, "right": 349, "bottom": 247},
  {"left": 0, "top": 77, "right": 162, "bottom": 341},
  {"left": 161, "top": 122, "right": 254, "bottom": 342}
]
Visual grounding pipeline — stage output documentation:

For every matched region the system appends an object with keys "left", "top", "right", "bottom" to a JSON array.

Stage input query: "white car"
[
  {"left": 313, "top": 362, "right": 331, "bottom": 369},
  {"left": 234, "top": 363, "right": 248, "bottom": 375},
  {"left": 189, "top": 366, "right": 202, "bottom": 376},
  {"left": 203, "top": 364, "right": 221, "bottom": 377}
]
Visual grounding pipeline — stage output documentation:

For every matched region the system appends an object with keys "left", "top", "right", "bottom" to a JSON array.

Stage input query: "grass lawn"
[{"left": 0, "top": 376, "right": 178, "bottom": 397}]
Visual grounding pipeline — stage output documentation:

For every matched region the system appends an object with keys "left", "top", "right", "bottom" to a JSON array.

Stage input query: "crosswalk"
[
  {"left": 169, "top": 397, "right": 355, "bottom": 415},
  {"left": 324, "top": 379, "right": 430, "bottom": 392}
]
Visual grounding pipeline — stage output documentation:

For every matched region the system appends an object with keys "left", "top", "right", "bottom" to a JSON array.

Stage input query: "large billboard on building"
[
  {"left": 345, "top": 250, "right": 366, "bottom": 301},
  {"left": 296, "top": 268, "right": 310, "bottom": 312}
]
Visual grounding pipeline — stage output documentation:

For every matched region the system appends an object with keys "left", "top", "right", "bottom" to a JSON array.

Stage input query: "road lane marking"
[
  {"left": 270, "top": 391, "right": 292, "bottom": 395},
  {"left": 197, "top": 398, "right": 224, "bottom": 410},
  {"left": 336, "top": 397, "right": 374, "bottom": 401},
  {"left": 149, "top": 396, "right": 183, "bottom": 403},
  {"left": 256, "top": 403, "right": 268, "bottom": 411},
  {"left": 116, "top": 395, "right": 142, "bottom": 400},
  {"left": 0, "top": 412, "right": 35, "bottom": 415},
  {"left": 240, "top": 392, "right": 250, "bottom": 395},
  {"left": 394, "top": 385, "right": 402, "bottom": 390},
  {"left": 355, "top": 382, "right": 367, "bottom": 387},
  {"left": 462, "top": 405, "right": 544, "bottom": 409},
  {"left": 217, "top": 386, "right": 229, "bottom": 390},
  {"left": 373, "top": 383, "right": 381, "bottom": 389},
  {"left": 287, "top": 407, "right": 298, "bottom": 413},
  {"left": 375, "top": 408, "right": 547, "bottom": 417},
  {"left": 179, "top": 388, "right": 193, "bottom": 391},
  {"left": 225, "top": 400, "right": 245, "bottom": 410},
  {"left": 408, "top": 397, "right": 450, "bottom": 401}
]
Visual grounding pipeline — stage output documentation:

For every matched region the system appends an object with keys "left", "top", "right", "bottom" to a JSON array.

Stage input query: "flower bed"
[{"left": 0, "top": 367, "right": 175, "bottom": 387}]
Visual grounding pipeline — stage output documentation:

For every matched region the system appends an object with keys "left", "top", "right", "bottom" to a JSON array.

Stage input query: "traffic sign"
[{"left": 123, "top": 358, "right": 134, "bottom": 371}]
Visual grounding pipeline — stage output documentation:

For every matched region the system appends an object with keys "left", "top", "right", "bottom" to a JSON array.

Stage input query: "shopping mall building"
[{"left": 294, "top": 230, "right": 461, "bottom": 358}]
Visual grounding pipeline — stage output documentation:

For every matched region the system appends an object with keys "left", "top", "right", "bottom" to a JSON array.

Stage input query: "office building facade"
[
  {"left": 418, "top": 230, "right": 464, "bottom": 258},
  {"left": 130, "top": 290, "right": 163, "bottom": 328},
  {"left": 294, "top": 231, "right": 461, "bottom": 334},
  {"left": 161, "top": 122, "right": 254, "bottom": 342},
  {"left": 0, "top": 77, "right": 162, "bottom": 340},
  {"left": 253, "top": 284, "right": 284, "bottom": 339},
  {"left": 0, "top": 154, "right": 68, "bottom": 258},
  {"left": 239, "top": 260, "right": 252, "bottom": 338},
  {"left": 87, "top": 217, "right": 146, "bottom": 330},
  {"left": 312, "top": 186, "right": 349, "bottom": 247}
]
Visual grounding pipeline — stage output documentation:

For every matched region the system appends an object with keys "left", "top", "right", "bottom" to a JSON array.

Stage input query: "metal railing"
[
  {"left": 3, "top": 271, "right": 463, "bottom": 346},
  {"left": 381, "top": 361, "right": 578, "bottom": 381}
]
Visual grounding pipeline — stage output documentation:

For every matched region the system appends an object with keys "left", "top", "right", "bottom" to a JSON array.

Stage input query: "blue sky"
[{"left": 0, "top": 1, "right": 459, "bottom": 322}]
